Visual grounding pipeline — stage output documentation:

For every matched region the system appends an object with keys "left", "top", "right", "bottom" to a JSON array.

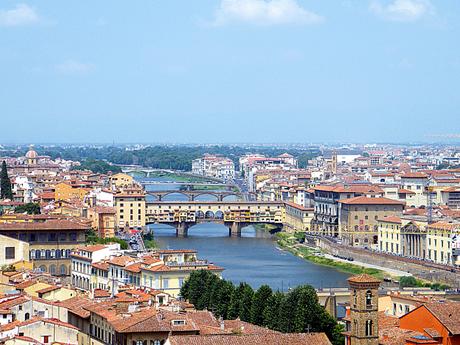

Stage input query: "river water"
[{"left": 142, "top": 175, "right": 350, "bottom": 290}]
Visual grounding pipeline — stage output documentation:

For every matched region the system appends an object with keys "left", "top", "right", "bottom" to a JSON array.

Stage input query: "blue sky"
[{"left": 1, "top": 0, "right": 459, "bottom": 143}]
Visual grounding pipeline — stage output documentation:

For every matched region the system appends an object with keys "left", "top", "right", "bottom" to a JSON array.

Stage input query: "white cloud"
[
  {"left": 370, "top": 0, "right": 433, "bottom": 22},
  {"left": 212, "top": 0, "right": 323, "bottom": 26},
  {"left": 0, "top": 3, "right": 40, "bottom": 27},
  {"left": 56, "top": 60, "right": 95, "bottom": 75}
]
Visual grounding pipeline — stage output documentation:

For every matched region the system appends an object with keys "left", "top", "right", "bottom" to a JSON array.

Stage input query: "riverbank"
[{"left": 275, "top": 232, "right": 389, "bottom": 280}]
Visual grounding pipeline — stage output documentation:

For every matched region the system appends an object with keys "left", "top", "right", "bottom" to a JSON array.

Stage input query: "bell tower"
[
  {"left": 347, "top": 274, "right": 380, "bottom": 345},
  {"left": 331, "top": 150, "right": 337, "bottom": 174}
]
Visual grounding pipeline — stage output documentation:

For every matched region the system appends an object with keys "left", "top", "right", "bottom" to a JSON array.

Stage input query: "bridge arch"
[
  {"left": 195, "top": 210, "right": 205, "bottom": 219},
  {"left": 193, "top": 192, "right": 220, "bottom": 201},
  {"left": 204, "top": 210, "right": 215, "bottom": 219},
  {"left": 221, "top": 193, "right": 240, "bottom": 201}
]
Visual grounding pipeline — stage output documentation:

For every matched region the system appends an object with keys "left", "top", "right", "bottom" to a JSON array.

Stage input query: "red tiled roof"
[
  {"left": 339, "top": 196, "right": 405, "bottom": 206},
  {"left": 168, "top": 333, "right": 331, "bottom": 345}
]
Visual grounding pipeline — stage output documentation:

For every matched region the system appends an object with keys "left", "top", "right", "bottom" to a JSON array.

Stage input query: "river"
[{"left": 141, "top": 175, "right": 351, "bottom": 290}]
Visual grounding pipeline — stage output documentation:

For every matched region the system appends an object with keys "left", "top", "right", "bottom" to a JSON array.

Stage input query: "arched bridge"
[
  {"left": 146, "top": 190, "right": 241, "bottom": 201},
  {"left": 146, "top": 201, "right": 285, "bottom": 236}
]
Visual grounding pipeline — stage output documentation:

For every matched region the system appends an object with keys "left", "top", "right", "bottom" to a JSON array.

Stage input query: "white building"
[
  {"left": 70, "top": 243, "right": 120, "bottom": 292},
  {"left": 192, "top": 154, "right": 235, "bottom": 181}
]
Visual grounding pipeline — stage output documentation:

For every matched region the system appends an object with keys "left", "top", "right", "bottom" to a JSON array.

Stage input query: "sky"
[{"left": 1, "top": 0, "right": 460, "bottom": 144}]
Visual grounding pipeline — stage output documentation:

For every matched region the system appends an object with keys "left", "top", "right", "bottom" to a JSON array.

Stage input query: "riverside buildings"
[{"left": 191, "top": 154, "right": 235, "bottom": 181}]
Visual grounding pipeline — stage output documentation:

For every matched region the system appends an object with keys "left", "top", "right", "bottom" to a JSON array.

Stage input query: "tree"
[
  {"left": 0, "top": 161, "right": 13, "bottom": 200},
  {"left": 228, "top": 282, "right": 254, "bottom": 320},
  {"left": 399, "top": 276, "right": 418, "bottom": 288},
  {"left": 263, "top": 291, "right": 284, "bottom": 330},
  {"left": 250, "top": 284, "right": 272, "bottom": 326},
  {"left": 15, "top": 202, "right": 41, "bottom": 215}
]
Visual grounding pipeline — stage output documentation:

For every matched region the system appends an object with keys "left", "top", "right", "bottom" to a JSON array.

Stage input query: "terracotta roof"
[
  {"left": 339, "top": 196, "right": 405, "bottom": 206},
  {"left": 92, "top": 262, "right": 110, "bottom": 271},
  {"left": 108, "top": 255, "right": 137, "bottom": 267},
  {"left": 168, "top": 333, "right": 331, "bottom": 345},
  {"left": 378, "top": 216, "right": 402, "bottom": 224},
  {"left": 347, "top": 274, "right": 381, "bottom": 284},
  {"left": 36, "top": 285, "right": 61, "bottom": 294},
  {"left": 77, "top": 244, "right": 108, "bottom": 252},
  {"left": 15, "top": 280, "right": 37, "bottom": 289},
  {"left": 400, "top": 172, "right": 428, "bottom": 179},
  {"left": 427, "top": 221, "right": 459, "bottom": 231},
  {"left": 398, "top": 188, "right": 416, "bottom": 195},
  {"left": 424, "top": 301, "right": 460, "bottom": 335},
  {"left": 0, "top": 219, "right": 89, "bottom": 231}
]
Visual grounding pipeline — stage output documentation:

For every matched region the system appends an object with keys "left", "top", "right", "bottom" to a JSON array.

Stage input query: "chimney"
[{"left": 219, "top": 317, "right": 224, "bottom": 331}]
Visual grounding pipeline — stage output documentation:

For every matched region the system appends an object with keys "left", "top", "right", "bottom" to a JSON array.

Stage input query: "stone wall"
[{"left": 310, "top": 236, "right": 460, "bottom": 287}]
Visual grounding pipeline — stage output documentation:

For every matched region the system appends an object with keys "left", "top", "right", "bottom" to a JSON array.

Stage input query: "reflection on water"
[{"left": 150, "top": 223, "right": 350, "bottom": 290}]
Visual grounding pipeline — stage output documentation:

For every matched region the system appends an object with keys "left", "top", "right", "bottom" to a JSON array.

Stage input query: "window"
[
  {"left": 48, "top": 233, "right": 57, "bottom": 241},
  {"left": 151, "top": 341, "right": 161, "bottom": 345},
  {"left": 5, "top": 247, "right": 15, "bottom": 260},
  {"left": 366, "top": 290, "right": 372, "bottom": 307},
  {"left": 365, "top": 320, "right": 373, "bottom": 336},
  {"left": 163, "top": 278, "right": 169, "bottom": 289},
  {"left": 172, "top": 320, "right": 185, "bottom": 326}
]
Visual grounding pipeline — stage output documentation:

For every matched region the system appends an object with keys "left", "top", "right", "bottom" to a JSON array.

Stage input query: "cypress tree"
[
  {"left": 263, "top": 291, "right": 284, "bottom": 330},
  {"left": 0, "top": 161, "right": 13, "bottom": 200},
  {"left": 239, "top": 283, "right": 254, "bottom": 322},
  {"left": 250, "top": 284, "right": 272, "bottom": 326}
]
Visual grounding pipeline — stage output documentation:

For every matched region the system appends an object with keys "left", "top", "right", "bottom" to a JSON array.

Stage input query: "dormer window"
[{"left": 172, "top": 320, "right": 185, "bottom": 326}]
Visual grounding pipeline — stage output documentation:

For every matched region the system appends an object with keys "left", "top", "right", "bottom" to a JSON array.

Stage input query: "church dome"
[{"left": 25, "top": 145, "right": 38, "bottom": 159}]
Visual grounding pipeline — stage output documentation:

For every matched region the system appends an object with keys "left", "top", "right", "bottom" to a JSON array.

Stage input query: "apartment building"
[
  {"left": 191, "top": 154, "right": 235, "bottom": 181},
  {"left": 338, "top": 196, "right": 405, "bottom": 248}
]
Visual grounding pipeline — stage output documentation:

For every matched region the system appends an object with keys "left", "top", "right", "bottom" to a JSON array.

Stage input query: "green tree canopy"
[
  {"left": 250, "top": 284, "right": 272, "bottom": 326},
  {"left": 0, "top": 161, "right": 13, "bottom": 200},
  {"left": 15, "top": 202, "right": 41, "bottom": 215}
]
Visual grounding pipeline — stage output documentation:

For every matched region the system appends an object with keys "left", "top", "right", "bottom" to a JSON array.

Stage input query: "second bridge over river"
[{"left": 146, "top": 201, "right": 284, "bottom": 236}]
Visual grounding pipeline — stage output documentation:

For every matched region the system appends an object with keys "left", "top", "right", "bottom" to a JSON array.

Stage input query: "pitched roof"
[
  {"left": 168, "top": 333, "right": 331, "bottom": 345},
  {"left": 339, "top": 196, "right": 405, "bottom": 206},
  {"left": 424, "top": 301, "right": 460, "bottom": 335},
  {"left": 347, "top": 274, "right": 381, "bottom": 284}
]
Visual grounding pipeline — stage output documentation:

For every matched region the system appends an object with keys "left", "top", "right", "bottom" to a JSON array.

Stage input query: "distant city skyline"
[{"left": 1, "top": 0, "right": 459, "bottom": 143}]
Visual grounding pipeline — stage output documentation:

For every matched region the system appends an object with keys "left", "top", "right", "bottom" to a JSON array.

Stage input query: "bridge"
[
  {"left": 145, "top": 201, "right": 285, "bottom": 236},
  {"left": 146, "top": 190, "right": 241, "bottom": 202}
]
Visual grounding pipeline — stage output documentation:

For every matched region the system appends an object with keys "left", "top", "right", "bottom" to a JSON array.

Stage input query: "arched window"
[
  {"left": 60, "top": 265, "right": 67, "bottom": 275},
  {"left": 353, "top": 289, "right": 357, "bottom": 306},
  {"left": 30, "top": 249, "right": 35, "bottom": 260},
  {"left": 39, "top": 265, "right": 46, "bottom": 273},
  {"left": 55, "top": 250, "right": 61, "bottom": 259},
  {"left": 45, "top": 250, "right": 51, "bottom": 259},
  {"left": 365, "top": 320, "right": 373, "bottom": 336},
  {"left": 50, "top": 265, "right": 56, "bottom": 275},
  {"left": 35, "top": 250, "right": 42, "bottom": 260},
  {"left": 24, "top": 312, "right": 30, "bottom": 320},
  {"left": 50, "top": 249, "right": 56, "bottom": 259},
  {"left": 65, "top": 249, "right": 71, "bottom": 258},
  {"left": 366, "top": 290, "right": 372, "bottom": 307}
]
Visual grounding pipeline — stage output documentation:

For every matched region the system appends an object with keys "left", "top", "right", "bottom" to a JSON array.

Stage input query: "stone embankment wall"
[{"left": 309, "top": 236, "right": 460, "bottom": 287}]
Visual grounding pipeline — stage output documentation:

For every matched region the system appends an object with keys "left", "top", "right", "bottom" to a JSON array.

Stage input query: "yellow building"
[
  {"left": 87, "top": 206, "right": 116, "bottom": 238},
  {"left": 426, "top": 221, "right": 459, "bottom": 265},
  {"left": 0, "top": 234, "right": 30, "bottom": 269},
  {"left": 378, "top": 216, "right": 402, "bottom": 255},
  {"left": 114, "top": 192, "right": 146, "bottom": 229},
  {"left": 110, "top": 173, "right": 134, "bottom": 189},
  {"left": 0, "top": 219, "right": 89, "bottom": 275},
  {"left": 284, "top": 201, "right": 314, "bottom": 233},
  {"left": 54, "top": 182, "right": 89, "bottom": 201},
  {"left": 338, "top": 196, "right": 405, "bottom": 248}
]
